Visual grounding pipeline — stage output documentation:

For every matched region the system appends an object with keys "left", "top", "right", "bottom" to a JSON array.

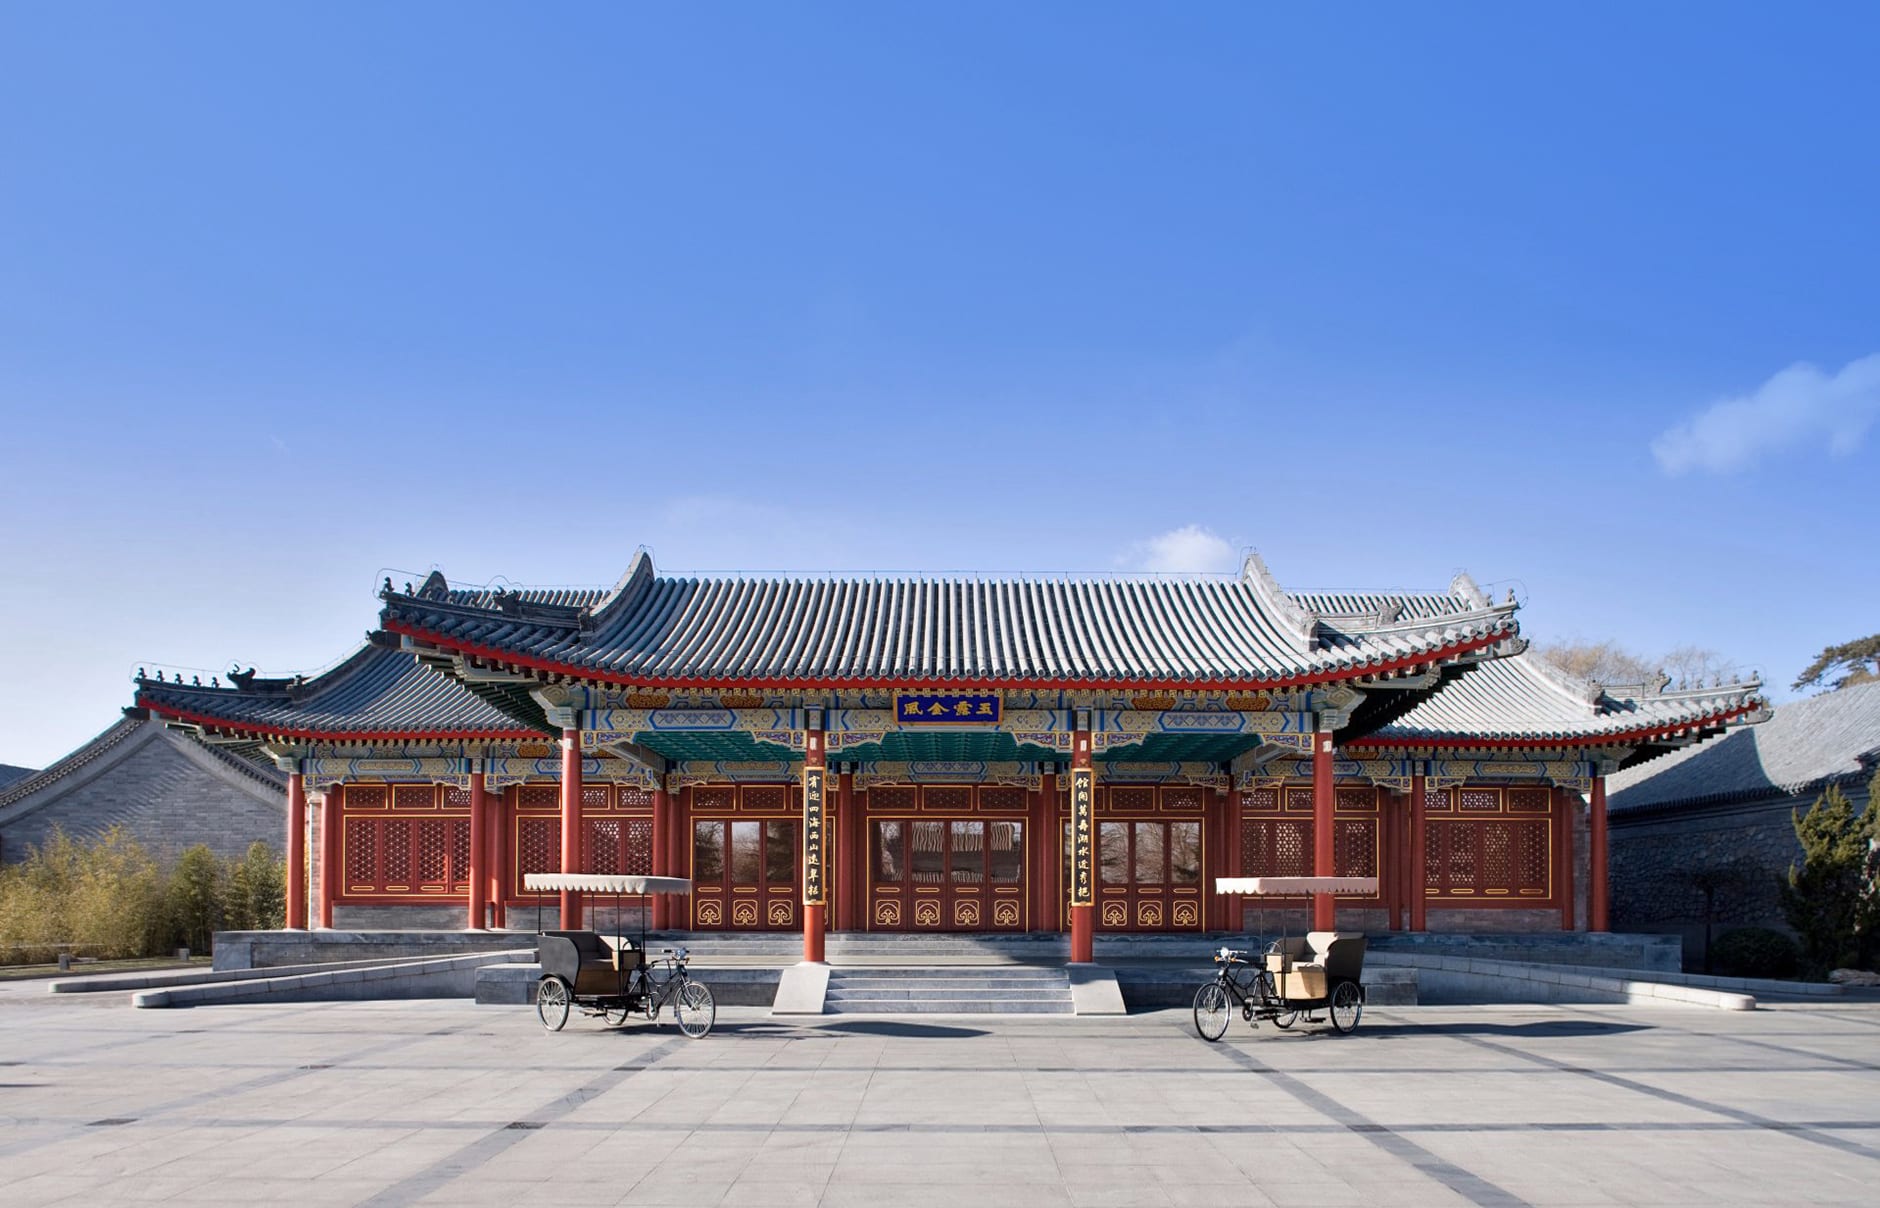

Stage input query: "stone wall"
[{"left": 1610, "top": 782, "right": 1873, "bottom": 963}]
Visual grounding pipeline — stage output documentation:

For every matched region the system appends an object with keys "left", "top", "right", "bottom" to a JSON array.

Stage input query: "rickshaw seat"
[{"left": 1304, "top": 931, "right": 1368, "bottom": 982}]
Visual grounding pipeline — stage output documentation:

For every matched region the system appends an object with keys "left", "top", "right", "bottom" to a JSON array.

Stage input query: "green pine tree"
[
  {"left": 165, "top": 845, "right": 226, "bottom": 955},
  {"left": 1780, "top": 774, "right": 1880, "bottom": 975}
]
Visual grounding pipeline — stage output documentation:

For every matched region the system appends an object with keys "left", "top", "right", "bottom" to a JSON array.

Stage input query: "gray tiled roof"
[
  {"left": 380, "top": 553, "right": 1521, "bottom": 686},
  {"left": 0, "top": 764, "right": 35, "bottom": 791},
  {"left": 1608, "top": 681, "right": 1880, "bottom": 811},
  {"left": 134, "top": 643, "right": 537, "bottom": 738},
  {"left": 1370, "top": 652, "right": 1766, "bottom": 746}
]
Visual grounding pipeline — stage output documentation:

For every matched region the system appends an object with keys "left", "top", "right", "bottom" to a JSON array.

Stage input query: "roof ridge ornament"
[
  {"left": 1240, "top": 550, "right": 1319, "bottom": 645},
  {"left": 1449, "top": 571, "right": 1490, "bottom": 608}
]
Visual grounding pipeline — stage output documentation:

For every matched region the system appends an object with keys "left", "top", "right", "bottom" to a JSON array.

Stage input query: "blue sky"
[{"left": 2, "top": 4, "right": 1876, "bottom": 768}]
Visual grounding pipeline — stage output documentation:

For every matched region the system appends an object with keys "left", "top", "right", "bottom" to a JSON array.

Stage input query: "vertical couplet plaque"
[
  {"left": 1070, "top": 767, "right": 1094, "bottom": 907},
  {"left": 802, "top": 766, "right": 826, "bottom": 906}
]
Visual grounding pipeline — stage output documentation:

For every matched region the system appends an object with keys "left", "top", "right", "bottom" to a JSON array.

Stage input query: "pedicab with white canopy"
[
  {"left": 523, "top": 873, "right": 716, "bottom": 1038},
  {"left": 1193, "top": 876, "right": 1376, "bottom": 1040}
]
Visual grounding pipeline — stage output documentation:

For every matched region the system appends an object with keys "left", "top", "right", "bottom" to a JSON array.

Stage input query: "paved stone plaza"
[{"left": 1, "top": 987, "right": 1876, "bottom": 1207}]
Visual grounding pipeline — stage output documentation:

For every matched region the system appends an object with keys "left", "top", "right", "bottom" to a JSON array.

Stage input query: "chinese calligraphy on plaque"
[
  {"left": 802, "top": 766, "right": 825, "bottom": 905},
  {"left": 1070, "top": 767, "right": 1094, "bottom": 906},
  {"left": 894, "top": 693, "right": 1002, "bottom": 724}
]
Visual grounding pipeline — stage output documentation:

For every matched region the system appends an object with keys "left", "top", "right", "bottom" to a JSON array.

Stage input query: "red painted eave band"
[
  {"left": 137, "top": 699, "right": 543, "bottom": 743},
  {"left": 380, "top": 618, "right": 1514, "bottom": 692}
]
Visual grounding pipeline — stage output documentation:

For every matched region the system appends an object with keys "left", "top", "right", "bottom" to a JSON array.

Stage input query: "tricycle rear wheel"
[
  {"left": 535, "top": 975, "right": 571, "bottom": 1032},
  {"left": 1329, "top": 980, "right": 1362, "bottom": 1034}
]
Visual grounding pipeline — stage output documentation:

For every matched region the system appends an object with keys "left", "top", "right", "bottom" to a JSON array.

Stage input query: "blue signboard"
[{"left": 895, "top": 693, "right": 1002, "bottom": 724}]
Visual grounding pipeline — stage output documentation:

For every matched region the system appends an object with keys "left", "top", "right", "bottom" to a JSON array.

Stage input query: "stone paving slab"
[{"left": 2, "top": 980, "right": 1878, "bottom": 1205}]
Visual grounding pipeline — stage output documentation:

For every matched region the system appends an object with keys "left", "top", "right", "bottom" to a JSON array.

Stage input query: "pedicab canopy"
[
  {"left": 522, "top": 873, "right": 693, "bottom": 896},
  {"left": 1215, "top": 877, "right": 1380, "bottom": 896}
]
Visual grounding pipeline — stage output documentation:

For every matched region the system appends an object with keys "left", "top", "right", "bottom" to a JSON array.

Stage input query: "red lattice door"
[{"left": 690, "top": 818, "right": 798, "bottom": 930}]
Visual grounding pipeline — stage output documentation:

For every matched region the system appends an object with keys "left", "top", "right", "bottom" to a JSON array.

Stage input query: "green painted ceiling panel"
[
  {"left": 633, "top": 731, "right": 803, "bottom": 764},
  {"left": 1096, "top": 734, "right": 1266, "bottom": 763}
]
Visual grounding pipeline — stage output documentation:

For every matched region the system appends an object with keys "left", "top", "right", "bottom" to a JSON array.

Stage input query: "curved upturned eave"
[
  {"left": 383, "top": 615, "right": 1516, "bottom": 691},
  {"left": 134, "top": 698, "right": 544, "bottom": 744},
  {"left": 1349, "top": 702, "right": 1766, "bottom": 751}
]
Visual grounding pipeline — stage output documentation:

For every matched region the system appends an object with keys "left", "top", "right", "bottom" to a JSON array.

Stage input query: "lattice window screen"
[
  {"left": 450, "top": 820, "right": 471, "bottom": 889},
  {"left": 587, "top": 819, "right": 624, "bottom": 875},
  {"left": 393, "top": 785, "right": 434, "bottom": 811},
  {"left": 742, "top": 786, "right": 788, "bottom": 813},
  {"left": 1459, "top": 787, "right": 1501, "bottom": 813},
  {"left": 979, "top": 787, "right": 1026, "bottom": 811},
  {"left": 347, "top": 786, "right": 387, "bottom": 811},
  {"left": 582, "top": 786, "right": 610, "bottom": 812},
  {"left": 1108, "top": 786, "right": 1155, "bottom": 813},
  {"left": 1284, "top": 787, "right": 1314, "bottom": 813},
  {"left": 1423, "top": 786, "right": 1452, "bottom": 813},
  {"left": 1335, "top": 818, "right": 1378, "bottom": 878},
  {"left": 1244, "top": 787, "right": 1279, "bottom": 812},
  {"left": 925, "top": 786, "right": 972, "bottom": 812},
  {"left": 519, "top": 786, "right": 559, "bottom": 810},
  {"left": 692, "top": 786, "right": 735, "bottom": 811},
  {"left": 346, "top": 820, "right": 377, "bottom": 886},
  {"left": 1163, "top": 786, "right": 1205, "bottom": 811},
  {"left": 625, "top": 820, "right": 654, "bottom": 875},
  {"left": 1507, "top": 787, "right": 1551, "bottom": 813},
  {"left": 519, "top": 817, "right": 559, "bottom": 876},
  {"left": 417, "top": 820, "right": 447, "bottom": 883},
  {"left": 1336, "top": 786, "right": 1375, "bottom": 812},
  {"left": 872, "top": 787, "right": 918, "bottom": 811},
  {"left": 618, "top": 787, "right": 654, "bottom": 811},
  {"left": 384, "top": 824, "right": 411, "bottom": 884}
]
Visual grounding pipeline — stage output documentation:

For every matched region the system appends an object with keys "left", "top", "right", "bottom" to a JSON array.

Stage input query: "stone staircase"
[{"left": 823, "top": 966, "right": 1075, "bottom": 1014}]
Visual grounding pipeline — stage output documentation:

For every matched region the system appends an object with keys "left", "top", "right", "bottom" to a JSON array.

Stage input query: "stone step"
[
  {"left": 822, "top": 966, "right": 1074, "bottom": 1015},
  {"left": 827, "top": 984, "right": 1075, "bottom": 999},
  {"left": 824, "top": 998, "right": 1072, "bottom": 1015}
]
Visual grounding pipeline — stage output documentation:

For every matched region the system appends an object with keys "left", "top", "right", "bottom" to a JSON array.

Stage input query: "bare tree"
[
  {"left": 1535, "top": 640, "right": 1656, "bottom": 686},
  {"left": 1660, "top": 645, "right": 1734, "bottom": 689}
]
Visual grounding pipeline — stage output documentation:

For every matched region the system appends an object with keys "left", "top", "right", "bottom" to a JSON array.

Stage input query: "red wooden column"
[
  {"left": 802, "top": 717, "right": 828, "bottom": 962},
  {"left": 1036, "top": 771, "right": 1058, "bottom": 932},
  {"left": 316, "top": 789, "right": 337, "bottom": 929},
  {"left": 1226, "top": 787, "right": 1244, "bottom": 934},
  {"left": 559, "top": 726, "right": 584, "bottom": 928},
  {"left": 1209, "top": 787, "right": 1231, "bottom": 930},
  {"left": 1311, "top": 730, "right": 1336, "bottom": 931},
  {"left": 467, "top": 769, "right": 488, "bottom": 930},
  {"left": 285, "top": 770, "right": 308, "bottom": 929},
  {"left": 1069, "top": 724, "right": 1096, "bottom": 963},
  {"left": 488, "top": 787, "right": 508, "bottom": 928},
  {"left": 650, "top": 783, "right": 671, "bottom": 930},
  {"left": 1409, "top": 773, "right": 1428, "bottom": 932},
  {"left": 1384, "top": 791, "right": 1401, "bottom": 932},
  {"left": 1589, "top": 774, "right": 1610, "bottom": 932},
  {"left": 1556, "top": 789, "right": 1571, "bottom": 931},
  {"left": 834, "top": 768, "right": 856, "bottom": 933}
]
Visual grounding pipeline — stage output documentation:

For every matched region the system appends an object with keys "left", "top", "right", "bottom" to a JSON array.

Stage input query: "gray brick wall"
[{"left": 0, "top": 726, "right": 283, "bottom": 865}]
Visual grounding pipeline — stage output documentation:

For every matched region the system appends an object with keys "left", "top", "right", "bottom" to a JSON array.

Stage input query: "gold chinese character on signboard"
[
  {"left": 976, "top": 701, "right": 993, "bottom": 715},
  {"left": 903, "top": 700, "right": 921, "bottom": 716}
]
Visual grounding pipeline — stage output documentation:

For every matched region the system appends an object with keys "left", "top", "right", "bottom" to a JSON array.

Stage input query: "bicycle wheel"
[
  {"left": 535, "top": 976, "right": 570, "bottom": 1032},
  {"left": 602, "top": 1002, "right": 630, "bottom": 1027},
  {"left": 1329, "top": 981, "right": 1363, "bottom": 1034},
  {"left": 674, "top": 980, "right": 715, "bottom": 1039},
  {"left": 1192, "top": 981, "right": 1230, "bottom": 1042},
  {"left": 1272, "top": 1009, "right": 1300, "bottom": 1030}
]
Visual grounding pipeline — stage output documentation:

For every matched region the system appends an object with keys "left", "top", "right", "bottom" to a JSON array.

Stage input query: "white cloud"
[
  {"left": 1651, "top": 353, "right": 1880, "bottom": 475},
  {"left": 1117, "top": 525, "right": 1237, "bottom": 574}
]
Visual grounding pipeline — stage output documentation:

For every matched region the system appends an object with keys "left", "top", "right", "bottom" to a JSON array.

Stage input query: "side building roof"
[
  {"left": 1354, "top": 649, "right": 1766, "bottom": 757},
  {"left": 0, "top": 714, "right": 285, "bottom": 817},
  {"left": 1608, "top": 680, "right": 1880, "bottom": 813},
  {"left": 379, "top": 551, "right": 1523, "bottom": 689},
  {"left": 134, "top": 640, "right": 542, "bottom": 742}
]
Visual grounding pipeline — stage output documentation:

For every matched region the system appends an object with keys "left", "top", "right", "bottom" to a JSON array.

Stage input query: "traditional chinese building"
[{"left": 131, "top": 552, "right": 1767, "bottom": 961}]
